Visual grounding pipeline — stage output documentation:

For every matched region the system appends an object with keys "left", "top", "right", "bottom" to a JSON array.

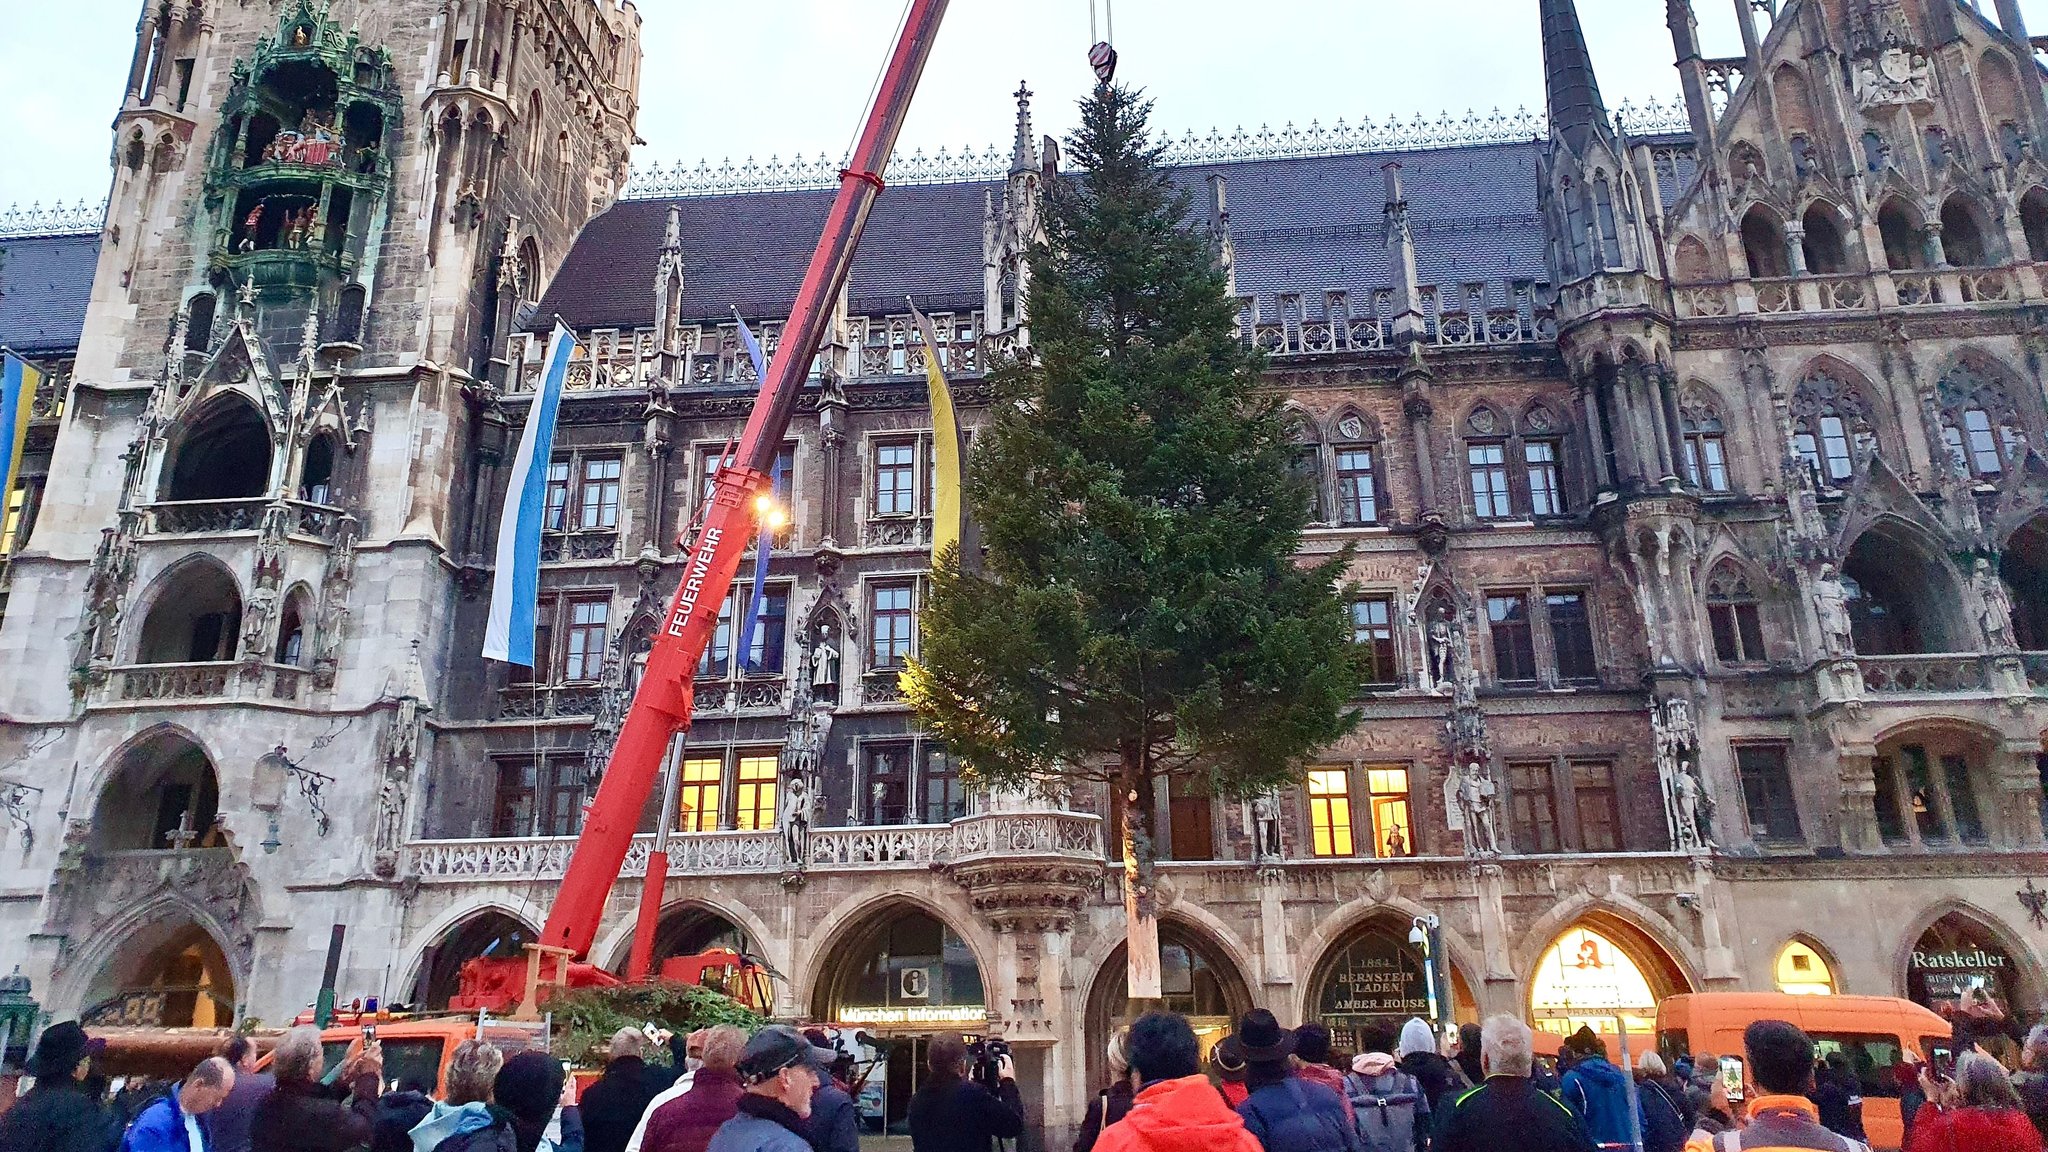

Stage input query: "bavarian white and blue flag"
[
  {"left": 734, "top": 315, "right": 776, "bottom": 669},
  {"left": 483, "top": 320, "right": 577, "bottom": 664}
]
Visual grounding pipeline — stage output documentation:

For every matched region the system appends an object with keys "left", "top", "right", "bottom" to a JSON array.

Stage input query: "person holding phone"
[{"left": 1682, "top": 1021, "right": 1869, "bottom": 1152}]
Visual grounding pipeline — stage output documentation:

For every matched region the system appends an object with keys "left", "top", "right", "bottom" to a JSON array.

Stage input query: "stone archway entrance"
[
  {"left": 415, "top": 911, "right": 536, "bottom": 1011},
  {"left": 1307, "top": 918, "right": 1478, "bottom": 1055},
  {"left": 813, "top": 906, "right": 988, "bottom": 1149},
  {"left": 613, "top": 905, "right": 768, "bottom": 1011},
  {"left": 1084, "top": 923, "right": 1252, "bottom": 1090},
  {"left": 81, "top": 917, "right": 236, "bottom": 1028},
  {"left": 1905, "top": 912, "right": 2033, "bottom": 1032},
  {"left": 1529, "top": 915, "right": 1691, "bottom": 1047}
]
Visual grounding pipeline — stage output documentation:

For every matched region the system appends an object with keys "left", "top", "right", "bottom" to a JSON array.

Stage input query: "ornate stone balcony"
[
  {"left": 140, "top": 498, "right": 350, "bottom": 543},
  {"left": 1860, "top": 653, "right": 1993, "bottom": 695},
  {"left": 1676, "top": 265, "right": 2039, "bottom": 320},
  {"left": 108, "top": 662, "right": 309, "bottom": 704},
  {"left": 692, "top": 672, "right": 791, "bottom": 714},
  {"left": 539, "top": 529, "right": 619, "bottom": 563},
  {"left": 495, "top": 683, "right": 604, "bottom": 720},
  {"left": 400, "top": 810, "right": 1106, "bottom": 883}
]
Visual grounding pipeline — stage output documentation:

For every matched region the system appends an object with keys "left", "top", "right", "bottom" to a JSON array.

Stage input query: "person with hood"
[
  {"left": 1211, "top": 1037, "right": 1250, "bottom": 1109},
  {"left": 1293, "top": 1024, "right": 1357, "bottom": 1126},
  {"left": 1233, "top": 1009, "right": 1360, "bottom": 1152},
  {"left": 707, "top": 1028, "right": 832, "bottom": 1152},
  {"left": 643, "top": 1026, "right": 748, "bottom": 1152},
  {"left": 1558, "top": 1027, "right": 1634, "bottom": 1150},
  {"left": 1632, "top": 1053, "right": 1686, "bottom": 1152},
  {"left": 1904, "top": 1051, "right": 2042, "bottom": 1152},
  {"left": 1073, "top": 1028, "right": 1135, "bottom": 1152},
  {"left": 1343, "top": 1023, "right": 1426, "bottom": 1152},
  {"left": 374, "top": 1078, "right": 440, "bottom": 1152},
  {"left": 497, "top": 1049, "right": 586, "bottom": 1152},
  {"left": 1452, "top": 1026, "right": 1483, "bottom": 1091},
  {"left": 1093, "top": 1011, "right": 1260, "bottom": 1152},
  {"left": 252, "top": 1025, "right": 381, "bottom": 1152},
  {"left": 1682, "top": 1020, "right": 1869, "bottom": 1152},
  {"left": 212, "top": 1036, "right": 275, "bottom": 1152},
  {"left": 798, "top": 1029, "right": 858, "bottom": 1152},
  {"left": 0, "top": 1020, "right": 119, "bottom": 1152},
  {"left": 411, "top": 1040, "right": 518, "bottom": 1152},
  {"left": 1396, "top": 1020, "right": 1464, "bottom": 1116},
  {"left": 1432, "top": 1016, "right": 1594, "bottom": 1152},
  {"left": 121, "top": 1057, "right": 237, "bottom": 1152}
]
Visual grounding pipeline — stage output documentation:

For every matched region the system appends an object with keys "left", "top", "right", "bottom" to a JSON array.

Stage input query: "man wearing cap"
[
  {"left": 1232, "top": 1010, "right": 1360, "bottom": 1152},
  {"left": 705, "top": 1028, "right": 833, "bottom": 1152},
  {"left": 0, "top": 1020, "right": 121, "bottom": 1152}
]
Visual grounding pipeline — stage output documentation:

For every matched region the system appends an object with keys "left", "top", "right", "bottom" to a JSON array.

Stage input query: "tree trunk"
[{"left": 1121, "top": 749, "right": 1162, "bottom": 1017}]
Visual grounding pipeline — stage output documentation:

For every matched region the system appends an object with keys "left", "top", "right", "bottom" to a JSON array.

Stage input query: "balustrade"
[
  {"left": 146, "top": 499, "right": 269, "bottom": 535},
  {"left": 539, "top": 530, "right": 619, "bottom": 563},
  {"left": 495, "top": 684, "right": 603, "bottom": 720},
  {"left": 1859, "top": 654, "right": 1989, "bottom": 695},
  {"left": 115, "top": 662, "right": 235, "bottom": 701},
  {"left": 401, "top": 810, "right": 1107, "bottom": 881}
]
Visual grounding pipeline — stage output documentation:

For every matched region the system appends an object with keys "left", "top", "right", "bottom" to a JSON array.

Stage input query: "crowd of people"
[{"left": 12, "top": 1003, "right": 2048, "bottom": 1152}]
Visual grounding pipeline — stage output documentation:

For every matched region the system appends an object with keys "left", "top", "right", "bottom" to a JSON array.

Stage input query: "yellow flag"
[
  {"left": 912, "top": 310, "right": 964, "bottom": 563},
  {"left": 0, "top": 354, "right": 41, "bottom": 515}
]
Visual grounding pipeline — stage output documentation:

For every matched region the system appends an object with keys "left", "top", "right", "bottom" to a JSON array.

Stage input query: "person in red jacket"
[
  {"left": 1906, "top": 1051, "right": 2044, "bottom": 1152},
  {"left": 643, "top": 1027, "right": 750, "bottom": 1152},
  {"left": 1094, "top": 1012, "right": 1261, "bottom": 1152}
]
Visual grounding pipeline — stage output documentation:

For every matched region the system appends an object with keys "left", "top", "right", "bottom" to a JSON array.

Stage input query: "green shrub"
[{"left": 547, "top": 982, "right": 763, "bottom": 1068}]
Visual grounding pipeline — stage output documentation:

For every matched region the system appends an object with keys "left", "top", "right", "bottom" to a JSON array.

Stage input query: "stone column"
[
  {"left": 1657, "top": 367, "right": 1688, "bottom": 485},
  {"left": 1784, "top": 224, "right": 1809, "bottom": 276},
  {"left": 1836, "top": 752, "right": 1886, "bottom": 854},
  {"left": 1473, "top": 863, "right": 1517, "bottom": 1014},
  {"left": 819, "top": 420, "right": 846, "bottom": 548},
  {"left": 1257, "top": 867, "right": 1294, "bottom": 1018},
  {"left": 1578, "top": 380, "right": 1613, "bottom": 489},
  {"left": 126, "top": 7, "right": 160, "bottom": 105},
  {"left": 1405, "top": 390, "right": 1437, "bottom": 513}
]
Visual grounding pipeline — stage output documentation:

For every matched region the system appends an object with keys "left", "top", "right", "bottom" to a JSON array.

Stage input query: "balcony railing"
[
  {"left": 693, "top": 672, "right": 790, "bottom": 714},
  {"left": 540, "top": 529, "right": 619, "bottom": 563},
  {"left": 401, "top": 809, "right": 1106, "bottom": 881},
  {"left": 110, "top": 662, "right": 309, "bottom": 703},
  {"left": 145, "top": 499, "right": 268, "bottom": 535},
  {"left": 1859, "top": 653, "right": 1990, "bottom": 695},
  {"left": 1676, "top": 265, "right": 2036, "bottom": 320},
  {"left": 495, "top": 683, "right": 603, "bottom": 720}
]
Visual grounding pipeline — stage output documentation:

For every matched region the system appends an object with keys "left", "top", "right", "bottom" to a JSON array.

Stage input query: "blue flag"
[{"left": 483, "top": 322, "right": 577, "bottom": 664}]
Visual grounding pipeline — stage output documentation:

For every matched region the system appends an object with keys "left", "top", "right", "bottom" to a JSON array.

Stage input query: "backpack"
[
  {"left": 1240, "top": 1077, "right": 1357, "bottom": 1152},
  {"left": 1344, "top": 1070, "right": 1423, "bottom": 1152}
]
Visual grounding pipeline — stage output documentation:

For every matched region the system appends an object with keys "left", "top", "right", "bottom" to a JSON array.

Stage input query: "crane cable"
[{"left": 843, "top": 0, "right": 918, "bottom": 170}]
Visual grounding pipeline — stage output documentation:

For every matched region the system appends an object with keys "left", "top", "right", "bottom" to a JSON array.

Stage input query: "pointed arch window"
[
  {"left": 1467, "top": 404, "right": 1569, "bottom": 520},
  {"left": 1592, "top": 174, "right": 1622, "bottom": 268},
  {"left": 1791, "top": 371, "right": 1878, "bottom": 486},
  {"left": 1937, "top": 360, "right": 2025, "bottom": 480},
  {"left": 1706, "top": 564, "right": 1767, "bottom": 664},
  {"left": 1681, "top": 400, "right": 1730, "bottom": 492},
  {"left": 1330, "top": 410, "right": 1382, "bottom": 526},
  {"left": 1562, "top": 175, "right": 1592, "bottom": 277}
]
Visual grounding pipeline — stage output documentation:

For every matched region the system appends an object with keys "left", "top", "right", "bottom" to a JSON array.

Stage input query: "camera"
[{"left": 967, "top": 1036, "right": 1010, "bottom": 1090}]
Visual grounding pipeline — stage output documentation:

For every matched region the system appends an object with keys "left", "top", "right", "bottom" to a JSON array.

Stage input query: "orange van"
[{"left": 1657, "top": 992, "right": 1951, "bottom": 1152}]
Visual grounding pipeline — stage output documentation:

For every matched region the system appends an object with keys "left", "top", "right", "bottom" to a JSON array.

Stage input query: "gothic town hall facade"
[{"left": 7, "top": 0, "right": 2048, "bottom": 1138}]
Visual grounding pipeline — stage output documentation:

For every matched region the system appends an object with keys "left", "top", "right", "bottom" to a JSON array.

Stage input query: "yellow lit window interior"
[
  {"left": 0, "top": 486, "right": 25, "bottom": 557},
  {"left": 1366, "top": 767, "right": 1413, "bottom": 858},
  {"left": 735, "top": 755, "right": 779, "bottom": 831},
  {"left": 1775, "top": 940, "right": 1835, "bottom": 995},
  {"left": 676, "top": 757, "right": 723, "bottom": 833},
  {"left": 1307, "top": 770, "right": 1353, "bottom": 857}
]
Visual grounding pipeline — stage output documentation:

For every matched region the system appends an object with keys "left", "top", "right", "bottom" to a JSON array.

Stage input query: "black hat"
[
  {"left": 28, "top": 1021, "right": 101, "bottom": 1079},
  {"left": 737, "top": 1026, "right": 834, "bottom": 1085},
  {"left": 494, "top": 1050, "right": 565, "bottom": 1126},
  {"left": 1210, "top": 1035, "right": 1247, "bottom": 1077},
  {"left": 1564, "top": 1025, "right": 1604, "bottom": 1057},
  {"left": 1235, "top": 1009, "right": 1295, "bottom": 1063}
]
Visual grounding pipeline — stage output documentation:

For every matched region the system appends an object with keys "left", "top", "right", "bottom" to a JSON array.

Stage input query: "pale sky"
[{"left": 3, "top": 0, "right": 2047, "bottom": 208}]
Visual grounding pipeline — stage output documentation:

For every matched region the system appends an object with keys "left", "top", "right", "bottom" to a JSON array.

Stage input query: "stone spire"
[
  {"left": 1010, "top": 81, "right": 1038, "bottom": 176},
  {"left": 1383, "top": 162, "right": 1426, "bottom": 347},
  {"left": 1539, "top": 0, "right": 1609, "bottom": 152}
]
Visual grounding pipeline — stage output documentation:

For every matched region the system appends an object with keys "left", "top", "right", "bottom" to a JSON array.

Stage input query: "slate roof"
[
  {"left": 537, "top": 138, "right": 1554, "bottom": 331},
  {"left": 0, "top": 232, "right": 99, "bottom": 356}
]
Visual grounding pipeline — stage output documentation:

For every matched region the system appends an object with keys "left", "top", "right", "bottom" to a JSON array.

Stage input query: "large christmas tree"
[{"left": 906, "top": 78, "right": 1363, "bottom": 1003}]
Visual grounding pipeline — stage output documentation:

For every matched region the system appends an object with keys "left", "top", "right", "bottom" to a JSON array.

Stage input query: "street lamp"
[{"left": 1410, "top": 914, "right": 1448, "bottom": 1036}]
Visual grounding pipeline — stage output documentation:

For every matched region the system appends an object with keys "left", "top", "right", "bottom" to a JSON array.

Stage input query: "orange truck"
[
  {"left": 1657, "top": 992, "right": 1952, "bottom": 1152},
  {"left": 292, "top": 1015, "right": 552, "bottom": 1099}
]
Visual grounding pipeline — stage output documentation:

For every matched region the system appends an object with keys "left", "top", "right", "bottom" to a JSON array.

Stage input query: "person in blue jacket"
[
  {"left": 122, "top": 1057, "right": 238, "bottom": 1152},
  {"left": 1557, "top": 1028, "right": 1637, "bottom": 1150}
]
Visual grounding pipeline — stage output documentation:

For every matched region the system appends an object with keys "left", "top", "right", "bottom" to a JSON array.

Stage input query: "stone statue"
[
  {"left": 1813, "top": 564, "right": 1855, "bottom": 657},
  {"left": 1455, "top": 761, "right": 1499, "bottom": 856},
  {"left": 780, "top": 769, "right": 814, "bottom": 866},
  {"left": 1973, "top": 559, "right": 2017, "bottom": 650},
  {"left": 1672, "top": 767, "right": 1705, "bottom": 851},
  {"left": 811, "top": 623, "right": 841, "bottom": 701},
  {"left": 373, "top": 773, "right": 407, "bottom": 874},
  {"left": 1250, "top": 792, "right": 1282, "bottom": 861},
  {"left": 1427, "top": 613, "right": 1453, "bottom": 695}
]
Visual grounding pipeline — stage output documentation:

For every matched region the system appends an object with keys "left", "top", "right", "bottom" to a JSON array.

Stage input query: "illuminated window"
[
  {"left": 675, "top": 757, "right": 723, "bottom": 833},
  {"left": 0, "top": 481, "right": 37, "bottom": 556},
  {"left": 1529, "top": 925, "right": 1661, "bottom": 1040},
  {"left": 735, "top": 755, "right": 778, "bottom": 831},
  {"left": 1776, "top": 941, "right": 1836, "bottom": 996},
  {"left": 1306, "top": 770, "right": 1355, "bottom": 857},
  {"left": 1366, "top": 767, "right": 1413, "bottom": 858}
]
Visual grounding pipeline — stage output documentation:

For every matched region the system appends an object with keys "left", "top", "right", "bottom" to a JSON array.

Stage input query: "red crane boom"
[{"left": 540, "top": 0, "right": 952, "bottom": 961}]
